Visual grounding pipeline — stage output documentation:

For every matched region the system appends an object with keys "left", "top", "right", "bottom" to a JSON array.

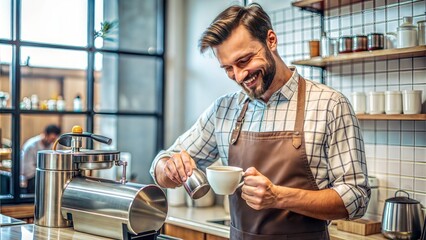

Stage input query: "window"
[{"left": 0, "top": 0, "right": 165, "bottom": 204}]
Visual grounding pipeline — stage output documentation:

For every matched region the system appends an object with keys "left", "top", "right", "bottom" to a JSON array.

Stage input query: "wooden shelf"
[
  {"left": 291, "top": 0, "right": 363, "bottom": 12},
  {"left": 291, "top": 0, "right": 323, "bottom": 12},
  {"left": 292, "top": 45, "right": 426, "bottom": 67},
  {"left": 356, "top": 114, "right": 426, "bottom": 121}
]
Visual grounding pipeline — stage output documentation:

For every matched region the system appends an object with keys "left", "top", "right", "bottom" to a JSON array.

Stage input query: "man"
[
  {"left": 150, "top": 4, "right": 370, "bottom": 239},
  {"left": 20, "top": 124, "right": 61, "bottom": 194}
]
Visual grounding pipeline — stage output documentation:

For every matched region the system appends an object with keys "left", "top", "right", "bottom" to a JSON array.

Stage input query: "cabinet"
[
  {"left": 291, "top": 1, "right": 426, "bottom": 121},
  {"left": 164, "top": 223, "right": 228, "bottom": 240}
]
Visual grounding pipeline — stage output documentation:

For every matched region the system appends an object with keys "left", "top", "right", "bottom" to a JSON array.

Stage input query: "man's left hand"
[{"left": 241, "top": 167, "right": 280, "bottom": 210}]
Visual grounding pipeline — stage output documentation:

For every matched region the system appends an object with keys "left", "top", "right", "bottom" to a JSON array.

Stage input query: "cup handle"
[{"left": 237, "top": 172, "right": 245, "bottom": 189}]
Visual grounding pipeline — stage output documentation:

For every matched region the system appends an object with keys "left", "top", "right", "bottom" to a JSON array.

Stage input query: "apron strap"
[
  {"left": 230, "top": 77, "right": 307, "bottom": 147},
  {"left": 293, "top": 77, "right": 306, "bottom": 149},
  {"left": 230, "top": 99, "right": 249, "bottom": 145}
]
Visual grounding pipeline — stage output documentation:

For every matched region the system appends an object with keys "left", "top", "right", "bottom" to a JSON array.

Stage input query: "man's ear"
[{"left": 266, "top": 30, "right": 277, "bottom": 51}]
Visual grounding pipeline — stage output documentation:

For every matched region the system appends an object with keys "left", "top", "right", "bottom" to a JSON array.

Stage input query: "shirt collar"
[{"left": 237, "top": 66, "right": 300, "bottom": 105}]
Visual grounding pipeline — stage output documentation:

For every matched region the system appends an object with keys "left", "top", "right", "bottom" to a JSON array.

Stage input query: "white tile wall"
[
  {"left": 367, "top": 144, "right": 426, "bottom": 216},
  {"left": 273, "top": 0, "right": 426, "bottom": 218},
  {"left": 322, "top": 0, "right": 426, "bottom": 217}
]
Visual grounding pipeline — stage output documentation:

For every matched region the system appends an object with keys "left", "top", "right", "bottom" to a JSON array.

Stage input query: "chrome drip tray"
[{"left": 207, "top": 219, "right": 231, "bottom": 227}]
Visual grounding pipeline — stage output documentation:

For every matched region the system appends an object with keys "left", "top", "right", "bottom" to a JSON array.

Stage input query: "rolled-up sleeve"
[
  {"left": 326, "top": 96, "right": 370, "bottom": 219},
  {"left": 150, "top": 102, "right": 220, "bottom": 184}
]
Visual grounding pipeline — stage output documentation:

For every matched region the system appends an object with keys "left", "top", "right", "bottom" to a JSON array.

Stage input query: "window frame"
[{"left": 0, "top": 0, "right": 166, "bottom": 204}]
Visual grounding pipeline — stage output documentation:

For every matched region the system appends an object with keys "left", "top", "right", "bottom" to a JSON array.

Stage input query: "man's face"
[
  {"left": 213, "top": 25, "right": 276, "bottom": 99},
  {"left": 44, "top": 133, "right": 59, "bottom": 145}
]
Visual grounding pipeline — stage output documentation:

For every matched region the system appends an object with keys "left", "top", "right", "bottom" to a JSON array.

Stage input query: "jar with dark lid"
[
  {"left": 352, "top": 35, "right": 368, "bottom": 52},
  {"left": 338, "top": 36, "right": 352, "bottom": 53},
  {"left": 367, "top": 33, "right": 384, "bottom": 50}
]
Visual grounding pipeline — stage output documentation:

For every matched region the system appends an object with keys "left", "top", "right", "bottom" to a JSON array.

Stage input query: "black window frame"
[{"left": 0, "top": 0, "right": 166, "bottom": 204}]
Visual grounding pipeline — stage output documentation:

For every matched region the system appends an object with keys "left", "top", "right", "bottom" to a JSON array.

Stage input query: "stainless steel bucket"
[{"left": 61, "top": 176, "right": 168, "bottom": 239}]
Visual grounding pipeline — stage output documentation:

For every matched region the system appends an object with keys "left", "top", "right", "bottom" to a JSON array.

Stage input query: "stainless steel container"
[
  {"left": 183, "top": 168, "right": 210, "bottom": 199},
  {"left": 382, "top": 190, "right": 425, "bottom": 240},
  {"left": 61, "top": 176, "right": 168, "bottom": 239},
  {"left": 352, "top": 35, "right": 368, "bottom": 52},
  {"left": 368, "top": 33, "right": 384, "bottom": 50},
  {"left": 338, "top": 36, "right": 353, "bottom": 53},
  {"left": 35, "top": 150, "right": 78, "bottom": 227}
]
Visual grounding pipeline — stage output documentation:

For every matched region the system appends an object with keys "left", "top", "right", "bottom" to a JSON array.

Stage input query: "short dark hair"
[
  {"left": 44, "top": 124, "right": 61, "bottom": 135},
  {"left": 199, "top": 3, "right": 273, "bottom": 53}
]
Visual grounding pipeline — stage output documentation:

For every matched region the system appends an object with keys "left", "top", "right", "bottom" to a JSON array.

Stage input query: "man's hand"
[
  {"left": 241, "top": 167, "right": 280, "bottom": 210},
  {"left": 156, "top": 150, "right": 197, "bottom": 188},
  {"left": 240, "top": 167, "right": 348, "bottom": 220}
]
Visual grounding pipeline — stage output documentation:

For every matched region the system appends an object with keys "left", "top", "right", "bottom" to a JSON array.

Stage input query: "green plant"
[{"left": 94, "top": 20, "right": 118, "bottom": 41}]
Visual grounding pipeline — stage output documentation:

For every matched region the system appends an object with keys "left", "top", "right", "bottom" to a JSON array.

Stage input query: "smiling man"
[{"left": 150, "top": 4, "right": 370, "bottom": 240}]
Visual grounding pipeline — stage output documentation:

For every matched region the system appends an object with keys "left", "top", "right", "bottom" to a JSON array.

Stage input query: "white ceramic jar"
[
  {"left": 368, "top": 92, "right": 385, "bottom": 114},
  {"left": 418, "top": 20, "right": 426, "bottom": 46},
  {"left": 385, "top": 91, "right": 402, "bottom": 114},
  {"left": 351, "top": 92, "right": 366, "bottom": 114},
  {"left": 397, "top": 16, "right": 418, "bottom": 48},
  {"left": 402, "top": 90, "right": 423, "bottom": 114}
]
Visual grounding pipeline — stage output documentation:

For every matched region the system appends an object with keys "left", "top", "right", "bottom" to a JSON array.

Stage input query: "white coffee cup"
[
  {"left": 402, "top": 90, "right": 423, "bottom": 114},
  {"left": 206, "top": 166, "right": 244, "bottom": 195}
]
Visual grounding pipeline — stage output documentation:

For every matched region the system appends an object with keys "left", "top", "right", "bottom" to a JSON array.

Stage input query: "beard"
[{"left": 241, "top": 49, "right": 276, "bottom": 99}]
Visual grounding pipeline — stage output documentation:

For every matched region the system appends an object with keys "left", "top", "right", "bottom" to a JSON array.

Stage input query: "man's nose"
[{"left": 234, "top": 68, "right": 248, "bottom": 84}]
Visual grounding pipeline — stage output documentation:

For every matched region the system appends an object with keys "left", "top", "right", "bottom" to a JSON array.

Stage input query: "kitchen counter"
[
  {"left": 0, "top": 224, "right": 178, "bottom": 240},
  {"left": 0, "top": 213, "right": 26, "bottom": 227},
  {"left": 0, "top": 224, "right": 112, "bottom": 240},
  {"left": 166, "top": 205, "right": 387, "bottom": 240}
]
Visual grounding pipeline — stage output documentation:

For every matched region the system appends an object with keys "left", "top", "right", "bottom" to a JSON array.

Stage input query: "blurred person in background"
[{"left": 20, "top": 124, "right": 61, "bottom": 194}]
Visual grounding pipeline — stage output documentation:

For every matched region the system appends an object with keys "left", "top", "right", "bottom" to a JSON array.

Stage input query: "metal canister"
[
  {"left": 352, "top": 35, "right": 368, "bottom": 52},
  {"left": 61, "top": 176, "right": 168, "bottom": 239},
  {"left": 367, "top": 33, "right": 384, "bottom": 50},
  {"left": 34, "top": 150, "right": 78, "bottom": 227},
  {"left": 338, "top": 36, "right": 353, "bottom": 53}
]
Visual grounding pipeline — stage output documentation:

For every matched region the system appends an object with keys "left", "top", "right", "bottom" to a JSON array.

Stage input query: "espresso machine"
[{"left": 35, "top": 126, "right": 168, "bottom": 240}]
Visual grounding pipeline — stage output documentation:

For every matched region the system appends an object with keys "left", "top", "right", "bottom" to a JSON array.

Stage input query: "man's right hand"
[{"left": 155, "top": 150, "right": 197, "bottom": 188}]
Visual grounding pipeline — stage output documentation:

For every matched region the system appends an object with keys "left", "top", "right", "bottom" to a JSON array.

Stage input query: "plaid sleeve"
[
  {"left": 326, "top": 95, "right": 371, "bottom": 219},
  {"left": 150, "top": 102, "right": 219, "bottom": 183}
]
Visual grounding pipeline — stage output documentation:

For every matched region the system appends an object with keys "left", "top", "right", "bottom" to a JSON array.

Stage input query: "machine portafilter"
[{"left": 35, "top": 126, "right": 168, "bottom": 240}]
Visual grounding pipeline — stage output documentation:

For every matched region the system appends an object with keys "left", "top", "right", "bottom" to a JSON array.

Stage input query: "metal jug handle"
[
  {"left": 395, "top": 189, "right": 410, "bottom": 198},
  {"left": 52, "top": 125, "right": 112, "bottom": 151},
  {"left": 115, "top": 160, "right": 128, "bottom": 184}
]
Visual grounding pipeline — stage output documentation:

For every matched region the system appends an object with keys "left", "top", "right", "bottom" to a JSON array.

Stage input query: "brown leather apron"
[{"left": 228, "top": 78, "right": 329, "bottom": 240}]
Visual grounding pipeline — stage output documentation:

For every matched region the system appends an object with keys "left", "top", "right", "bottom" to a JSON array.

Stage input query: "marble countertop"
[
  {"left": 166, "top": 205, "right": 387, "bottom": 240},
  {"left": 0, "top": 214, "right": 26, "bottom": 227},
  {"left": 0, "top": 224, "right": 112, "bottom": 240},
  {"left": 166, "top": 205, "right": 230, "bottom": 238},
  {"left": 0, "top": 223, "right": 176, "bottom": 240}
]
